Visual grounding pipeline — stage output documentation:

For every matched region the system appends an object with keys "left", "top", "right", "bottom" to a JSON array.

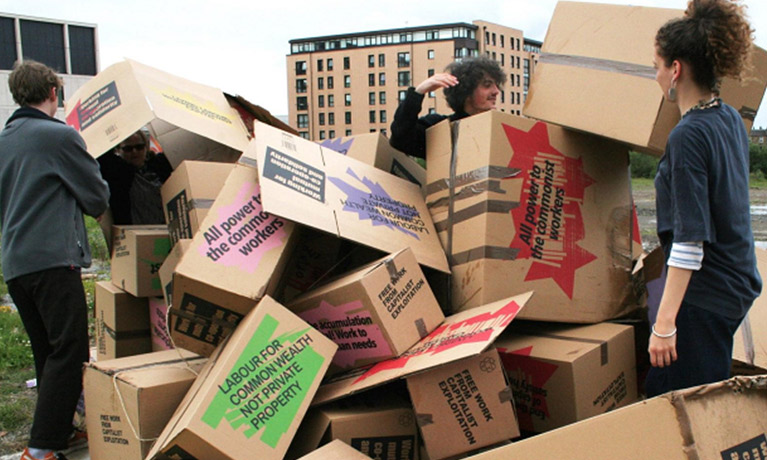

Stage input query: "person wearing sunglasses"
[{"left": 97, "top": 130, "right": 172, "bottom": 225}]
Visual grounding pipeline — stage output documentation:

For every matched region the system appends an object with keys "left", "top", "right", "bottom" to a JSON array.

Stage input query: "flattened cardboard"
[
  {"left": 170, "top": 164, "right": 296, "bottom": 357},
  {"left": 298, "top": 440, "right": 372, "bottom": 460},
  {"left": 463, "top": 375, "right": 767, "bottom": 460},
  {"left": 83, "top": 349, "right": 206, "bottom": 460},
  {"left": 495, "top": 322, "right": 637, "bottom": 433},
  {"left": 111, "top": 225, "right": 171, "bottom": 298},
  {"left": 147, "top": 296, "right": 337, "bottom": 460},
  {"left": 523, "top": 2, "right": 767, "bottom": 155},
  {"left": 287, "top": 247, "right": 444, "bottom": 373},
  {"left": 407, "top": 349, "right": 519, "bottom": 460},
  {"left": 247, "top": 122, "right": 449, "bottom": 274},
  {"left": 733, "top": 248, "right": 767, "bottom": 372},
  {"left": 94, "top": 281, "right": 151, "bottom": 361},
  {"left": 313, "top": 291, "right": 532, "bottom": 405},
  {"left": 426, "top": 110, "right": 640, "bottom": 322},
  {"left": 320, "top": 132, "right": 427, "bottom": 192},
  {"left": 161, "top": 161, "right": 235, "bottom": 246},
  {"left": 64, "top": 59, "right": 249, "bottom": 166}
]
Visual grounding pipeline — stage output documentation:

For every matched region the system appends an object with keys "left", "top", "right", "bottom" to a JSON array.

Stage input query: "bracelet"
[{"left": 651, "top": 324, "right": 677, "bottom": 338}]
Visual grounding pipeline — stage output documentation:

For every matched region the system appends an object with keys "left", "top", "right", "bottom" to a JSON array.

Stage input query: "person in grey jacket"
[{"left": 0, "top": 60, "right": 109, "bottom": 460}]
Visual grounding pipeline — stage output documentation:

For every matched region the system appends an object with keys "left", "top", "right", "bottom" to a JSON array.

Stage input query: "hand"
[
  {"left": 415, "top": 73, "right": 459, "bottom": 95},
  {"left": 648, "top": 325, "right": 678, "bottom": 367}
]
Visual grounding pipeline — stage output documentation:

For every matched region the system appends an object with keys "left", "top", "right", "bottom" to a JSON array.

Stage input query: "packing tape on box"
[
  {"left": 426, "top": 165, "right": 521, "bottom": 198},
  {"left": 498, "top": 386, "right": 514, "bottom": 403},
  {"left": 538, "top": 52, "right": 758, "bottom": 122},
  {"left": 450, "top": 246, "right": 520, "bottom": 266},
  {"left": 187, "top": 198, "right": 215, "bottom": 211},
  {"left": 427, "top": 180, "right": 512, "bottom": 210},
  {"left": 415, "top": 318, "right": 428, "bottom": 339},
  {"left": 238, "top": 155, "right": 258, "bottom": 169},
  {"left": 103, "top": 324, "right": 151, "bottom": 341},
  {"left": 510, "top": 331, "right": 610, "bottom": 366},
  {"left": 385, "top": 256, "right": 400, "bottom": 283},
  {"left": 740, "top": 314, "right": 756, "bottom": 366},
  {"left": 433, "top": 200, "right": 519, "bottom": 233},
  {"left": 669, "top": 395, "right": 699, "bottom": 460},
  {"left": 416, "top": 413, "right": 434, "bottom": 427}
]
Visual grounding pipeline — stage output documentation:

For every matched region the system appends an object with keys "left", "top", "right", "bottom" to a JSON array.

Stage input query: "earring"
[{"left": 668, "top": 80, "right": 677, "bottom": 102}]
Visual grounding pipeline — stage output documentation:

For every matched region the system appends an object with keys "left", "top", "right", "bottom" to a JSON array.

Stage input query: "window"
[
  {"left": 397, "top": 52, "right": 410, "bottom": 68},
  {"left": 318, "top": 95, "right": 325, "bottom": 107},
  {"left": 501, "top": 54, "right": 504, "bottom": 66},
  {"left": 346, "top": 129, "right": 352, "bottom": 136},
  {"left": 378, "top": 53, "right": 385, "bottom": 67},
  {"left": 297, "top": 114, "right": 309, "bottom": 128},
  {"left": 319, "top": 131, "right": 326, "bottom": 140},
  {"left": 343, "top": 57, "right": 350, "bottom": 69},
  {"left": 68, "top": 25, "right": 97, "bottom": 75},
  {"left": 369, "top": 110, "right": 376, "bottom": 123},
  {"left": 511, "top": 39, "right": 515, "bottom": 50},
  {"left": 317, "top": 59, "right": 323, "bottom": 71},
  {"left": 329, "top": 113, "right": 335, "bottom": 125},
  {"left": 327, "top": 76, "right": 334, "bottom": 89},
  {"left": 319, "top": 113, "right": 325, "bottom": 125},
  {"left": 19, "top": 20, "right": 65, "bottom": 72},
  {"left": 399, "top": 90, "right": 407, "bottom": 102},
  {"left": 345, "top": 112, "right": 352, "bottom": 124},
  {"left": 379, "top": 72, "right": 386, "bottom": 85},
  {"left": 516, "top": 38, "right": 520, "bottom": 50},
  {"left": 368, "top": 55, "right": 375, "bottom": 67},
  {"left": 485, "top": 31, "right": 490, "bottom": 45},
  {"left": 368, "top": 73, "right": 375, "bottom": 86},
  {"left": 328, "top": 95, "right": 335, "bottom": 107},
  {"left": 428, "top": 108, "right": 437, "bottom": 115},
  {"left": 344, "top": 93, "right": 351, "bottom": 106},
  {"left": 397, "top": 71, "right": 410, "bottom": 87},
  {"left": 297, "top": 96, "right": 308, "bottom": 110},
  {"left": 380, "top": 128, "right": 387, "bottom": 136},
  {"left": 428, "top": 49, "right": 434, "bottom": 60},
  {"left": 426, "top": 30, "right": 439, "bottom": 40},
  {"left": 501, "top": 35, "right": 505, "bottom": 48},
  {"left": 327, "top": 58, "right": 334, "bottom": 70},
  {"left": 295, "top": 60, "right": 307, "bottom": 75},
  {"left": 369, "top": 92, "right": 376, "bottom": 105},
  {"left": 329, "top": 130, "right": 336, "bottom": 138},
  {"left": 296, "top": 79, "right": 307, "bottom": 93},
  {"left": 344, "top": 75, "right": 351, "bottom": 88},
  {"left": 492, "top": 52, "right": 496, "bottom": 61},
  {"left": 492, "top": 33, "right": 496, "bottom": 46},
  {"left": 379, "top": 91, "right": 386, "bottom": 104},
  {"left": 501, "top": 92, "right": 505, "bottom": 104},
  {"left": 318, "top": 77, "right": 324, "bottom": 89},
  {"left": 429, "top": 91, "right": 435, "bottom": 99},
  {"left": 1, "top": 17, "right": 18, "bottom": 70},
  {"left": 428, "top": 69, "right": 435, "bottom": 77},
  {"left": 379, "top": 110, "right": 387, "bottom": 123},
  {"left": 300, "top": 132, "right": 309, "bottom": 139}
]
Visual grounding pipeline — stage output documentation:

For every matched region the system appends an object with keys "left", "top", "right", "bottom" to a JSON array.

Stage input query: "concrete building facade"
[
  {"left": 1, "top": 12, "right": 98, "bottom": 124},
  {"left": 287, "top": 20, "right": 540, "bottom": 141}
]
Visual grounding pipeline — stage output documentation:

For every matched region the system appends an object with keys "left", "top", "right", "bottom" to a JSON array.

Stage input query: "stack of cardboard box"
[{"left": 61, "top": 1, "right": 767, "bottom": 458}]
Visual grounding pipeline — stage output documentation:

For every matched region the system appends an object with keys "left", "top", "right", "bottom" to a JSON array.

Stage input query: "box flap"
[
  {"left": 297, "top": 439, "right": 371, "bottom": 460},
  {"left": 249, "top": 122, "right": 449, "bottom": 273},
  {"left": 312, "top": 291, "right": 532, "bottom": 405}
]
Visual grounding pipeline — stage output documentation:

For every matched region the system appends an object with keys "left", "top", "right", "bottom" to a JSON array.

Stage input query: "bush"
[
  {"left": 750, "top": 143, "right": 767, "bottom": 177},
  {"left": 629, "top": 151, "right": 660, "bottom": 179}
]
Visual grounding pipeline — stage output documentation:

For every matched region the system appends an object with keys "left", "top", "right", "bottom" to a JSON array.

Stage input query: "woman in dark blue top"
[{"left": 647, "top": 0, "right": 762, "bottom": 396}]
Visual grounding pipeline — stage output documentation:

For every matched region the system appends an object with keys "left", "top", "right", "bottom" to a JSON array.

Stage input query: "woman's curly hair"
[{"left": 443, "top": 56, "right": 506, "bottom": 113}]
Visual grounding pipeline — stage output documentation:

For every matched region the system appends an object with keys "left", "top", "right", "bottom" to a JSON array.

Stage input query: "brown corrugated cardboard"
[
  {"left": 733, "top": 248, "right": 767, "bottom": 373},
  {"left": 297, "top": 440, "right": 373, "bottom": 460},
  {"left": 313, "top": 291, "right": 532, "bottom": 405},
  {"left": 161, "top": 161, "right": 235, "bottom": 246},
  {"left": 94, "top": 281, "right": 151, "bottom": 361},
  {"left": 288, "top": 393, "right": 418, "bottom": 460},
  {"left": 426, "top": 110, "right": 640, "bottom": 322},
  {"left": 407, "top": 348, "right": 518, "bottom": 460},
  {"left": 111, "top": 225, "right": 171, "bottom": 298},
  {"left": 64, "top": 59, "right": 249, "bottom": 166},
  {"left": 495, "top": 321, "right": 637, "bottom": 433},
  {"left": 246, "top": 122, "right": 449, "bottom": 274},
  {"left": 149, "top": 297, "right": 171, "bottom": 352},
  {"left": 147, "top": 296, "right": 337, "bottom": 460},
  {"left": 287, "top": 248, "right": 444, "bottom": 374},
  {"left": 83, "top": 349, "right": 206, "bottom": 460},
  {"left": 225, "top": 92, "right": 298, "bottom": 138},
  {"left": 158, "top": 239, "right": 191, "bottom": 308},
  {"left": 320, "top": 132, "right": 427, "bottom": 192},
  {"left": 523, "top": 2, "right": 767, "bottom": 155},
  {"left": 464, "top": 375, "right": 767, "bottom": 460},
  {"left": 170, "top": 164, "right": 297, "bottom": 357}
]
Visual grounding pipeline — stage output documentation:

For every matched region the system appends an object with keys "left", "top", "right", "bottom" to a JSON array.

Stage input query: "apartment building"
[
  {"left": 1, "top": 12, "right": 98, "bottom": 124},
  {"left": 287, "top": 20, "right": 540, "bottom": 141}
]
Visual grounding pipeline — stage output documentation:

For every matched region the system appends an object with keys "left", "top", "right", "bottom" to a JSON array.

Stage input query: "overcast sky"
[{"left": 2, "top": 0, "right": 766, "bottom": 127}]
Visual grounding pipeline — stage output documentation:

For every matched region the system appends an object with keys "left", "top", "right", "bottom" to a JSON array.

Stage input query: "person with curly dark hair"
[
  {"left": 647, "top": 0, "right": 762, "bottom": 396},
  {"left": 389, "top": 56, "right": 506, "bottom": 158}
]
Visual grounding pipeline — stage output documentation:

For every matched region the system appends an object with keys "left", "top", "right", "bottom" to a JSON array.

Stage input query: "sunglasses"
[{"left": 119, "top": 143, "right": 146, "bottom": 153}]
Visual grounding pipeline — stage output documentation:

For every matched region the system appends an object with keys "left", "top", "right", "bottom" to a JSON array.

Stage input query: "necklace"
[{"left": 683, "top": 97, "right": 722, "bottom": 117}]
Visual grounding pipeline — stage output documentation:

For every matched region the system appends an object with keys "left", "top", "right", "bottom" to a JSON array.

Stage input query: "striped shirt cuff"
[{"left": 668, "top": 241, "right": 704, "bottom": 271}]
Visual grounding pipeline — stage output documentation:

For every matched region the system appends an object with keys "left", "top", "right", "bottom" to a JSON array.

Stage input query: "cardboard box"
[
  {"left": 94, "top": 281, "right": 151, "bottom": 361},
  {"left": 147, "top": 296, "right": 337, "bottom": 460},
  {"left": 297, "top": 440, "right": 372, "bottom": 460},
  {"left": 287, "top": 247, "right": 444, "bottom": 374},
  {"left": 288, "top": 393, "right": 418, "bottom": 460},
  {"left": 320, "top": 132, "right": 427, "bottom": 192},
  {"left": 149, "top": 297, "right": 171, "bottom": 352},
  {"left": 523, "top": 1, "right": 767, "bottom": 155},
  {"left": 158, "top": 239, "right": 192, "bottom": 308},
  {"left": 407, "top": 348, "right": 519, "bottom": 460},
  {"left": 83, "top": 349, "right": 207, "bottom": 460},
  {"left": 225, "top": 92, "right": 298, "bottom": 138},
  {"left": 245, "top": 122, "right": 449, "bottom": 274},
  {"left": 170, "top": 164, "right": 297, "bottom": 357},
  {"left": 64, "top": 59, "right": 249, "bottom": 166},
  {"left": 426, "top": 110, "right": 640, "bottom": 322},
  {"left": 733, "top": 248, "right": 767, "bottom": 373},
  {"left": 111, "top": 225, "right": 171, "bottom": 298},
  {"left": 313, "top": 291, "right": 532, "bottom": 406},
  {"left": 162, "top": 160, "right": 235, "bottom": 246},
  {"left": 495, "top": 321, "right": 638, "bottom": 433},
  {"left": 464, "top": 375, "right": 767, "bottom": 460}
]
